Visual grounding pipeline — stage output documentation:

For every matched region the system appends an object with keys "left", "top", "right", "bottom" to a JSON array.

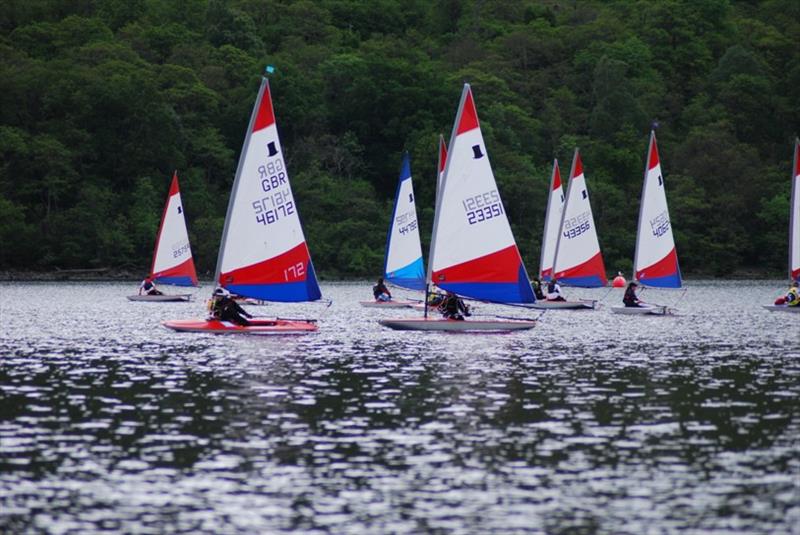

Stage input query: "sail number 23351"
[{"left": 463, "top": 189, "right": 503, "bottom": 225}]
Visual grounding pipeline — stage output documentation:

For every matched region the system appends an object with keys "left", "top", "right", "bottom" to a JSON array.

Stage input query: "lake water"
[{"left": 0, "top": 281, "right": 798, "bottom": 534}]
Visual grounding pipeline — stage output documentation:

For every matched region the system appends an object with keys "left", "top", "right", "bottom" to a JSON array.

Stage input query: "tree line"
[{"left": 1, "top": 0, "right": 797, "bottom": 279}]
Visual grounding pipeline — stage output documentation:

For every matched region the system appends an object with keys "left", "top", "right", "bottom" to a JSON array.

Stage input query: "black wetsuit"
[{"left": 212, "top": 296, "right": 253, "bottom": 325}]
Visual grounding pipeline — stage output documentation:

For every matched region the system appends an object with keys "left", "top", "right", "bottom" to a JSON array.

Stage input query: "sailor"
[
  {"left": 531, "top": 277, "right": 545, "bottom": 300},
  {"left": 546, "top": 278, "right": 566, "bottom": 301},
  {"left": 439, "top": 291, "right": 470, "bottom": 320},
  {"left": 138, "top": 276, "right": 163, "bottom": 296},
  {"left": 623, "top": 281, "right": 643, "bottom": 307},
  {"left": 210, "top": 287, "right": 253, "bottom": 325},
  {"left": 786, "top": 281, "right": 800, "bottom": 307},
  {"left": 373, "top": 277, "right": 392, "bottom": 302}
]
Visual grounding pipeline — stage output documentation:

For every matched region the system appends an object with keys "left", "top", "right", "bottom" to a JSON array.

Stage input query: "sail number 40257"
[{"left": 463, "top": 189, "right": 503, "bottom": 225}]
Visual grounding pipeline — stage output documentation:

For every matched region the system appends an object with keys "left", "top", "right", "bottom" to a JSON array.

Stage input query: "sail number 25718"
[{"left": 463, "top": 189, "right": 503, "bottom": 225}]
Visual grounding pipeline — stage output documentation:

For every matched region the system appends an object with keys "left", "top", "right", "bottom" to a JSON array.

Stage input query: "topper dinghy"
[
  {"left": 612, "top": 131, "right": 681, "bottom": 315},
  {"left": 379, "top": 84, "right": 537, "bottom": 332},
  {"left": 361, "top": 152, "right": 424, "bottom": 308},
  {"left": 128, "top": 172, "right": 197, "bottom": 302},
  {"left": 164, "top": 76, "right": 322, "bottom": 334},
  {"left": 533, "top": 159, "right": 597, "bottom": 310},
  {"left": 764, "top": 137, "right": 800, "bottom": 312}
]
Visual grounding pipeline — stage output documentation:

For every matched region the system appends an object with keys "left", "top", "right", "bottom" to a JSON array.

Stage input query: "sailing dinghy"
[
  {"left": 164, "top": 77, "right": 321, "bottom": 334},
  {"left": 539, "top": 149, "right": 606, "bottom": 310},
  {"left": 534, "top": 159, "right": 597, "bottom": 310},
  {"left": 379, "top": 84, "right": 537, "bottom": 332},
  {"left": 128, "top": 172, "right": 198, "bottom": 302},
  {"left": 764, "top": 137, "right": 800, "bottom": 313},
  {"left": 361, "top": 152, "right": 423, "bottom": 308},
  {"left": 611, "top": 131, "right": 680, "bottom": 315}
]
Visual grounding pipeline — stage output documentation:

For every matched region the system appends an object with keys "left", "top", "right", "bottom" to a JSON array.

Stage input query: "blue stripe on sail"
[
  {"left": 386, "top": 257, "right": 425, "bottom": 290},
  {"left": 641, "top": 272, "right": 682, "bottom": 289},
  {"left": 438, "top": 281, "right": 533, "bottom": 304},
  {"left": 559, "top": 275, "right": 606, "bottom": 288},
  {"left": 516, "top": 263, "right": 536, "bottom": 303},
  {"left": 155, "top": 275, "right": 195, "bottom": 287},
  {"left": 229, "top": 263, "right": 321, "bottom": 302},
  {"left": 227, "top": 282, "right": 319, "bottom": 302}
]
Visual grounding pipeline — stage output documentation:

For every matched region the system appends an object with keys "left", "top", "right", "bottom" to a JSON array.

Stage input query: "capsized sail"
[
  {"left": 150, "top": 172, "right": 198, "bottom": 287},
  {"left": 552, "top": 149, "right": 607, "bottom": 287},
  {"left": 634, "top": 131, "right": 681, "bottom": 288},
  {"left": 539, "top": 159, "right": 564, "bottom": 282},
  {"left": 384, "top": 152, "right": 425, "bottom": 290},
  {"left": 215, "top": 78, "right": 321, "bottom": 302},
  {"left": 428, "top": 84, "right": 535, "bottom": 303}
]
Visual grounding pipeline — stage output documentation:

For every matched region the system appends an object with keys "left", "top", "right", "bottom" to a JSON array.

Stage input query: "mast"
[{"left": 213, "top": 77, "right": 268, "bottom": 287}]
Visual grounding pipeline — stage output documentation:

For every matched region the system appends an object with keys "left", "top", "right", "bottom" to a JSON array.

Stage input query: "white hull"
[
  {"left": 532, "top": 299, "right": 596, "bottom": 310},
  {"left": 610, "top": 305, "right": 670, "bottom": 316},
  {"left": 128, "top": 294, "right": 192, "bottom": 302},
  {"left": 379, "top": 317, "right": 536, "bottom": 332},
  {"left": 762, "top": 304, "right": 800, "bottom": 313},
  {"left": 360, "top": 300, "right": 416, "bottom": 309}
]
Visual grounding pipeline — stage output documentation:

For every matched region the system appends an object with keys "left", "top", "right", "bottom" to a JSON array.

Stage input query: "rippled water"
[{"left": 0, "top": 281, "right": 798, "bottom": 534}]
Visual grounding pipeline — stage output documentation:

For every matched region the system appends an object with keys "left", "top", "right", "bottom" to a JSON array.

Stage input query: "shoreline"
[{"left": 0, "top": 269, "right": 789, "bottom": 282}]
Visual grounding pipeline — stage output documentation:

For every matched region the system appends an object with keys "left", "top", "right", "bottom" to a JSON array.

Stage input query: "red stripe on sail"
[
  {"left": 792, "top": 267, "right": 799, "bottom": 281},
  {"left": 572, "top": 151, "right": 584, "bottom": 179},
  {"left": 439, "top": 138, "right": 448, "bottom": 172},
  {"left": 649, "top": 135, "right": 661, "bottom": 170},
  {"left": 433, "top": 245, "right": 521, "bottom": 284},
  {"left": 219, "top": 242, "right": 311, "bottom": 286},
  {"left": 555, "top": 251, "right": 607, "bottom": 285},
  {"left": 795, "top": 139, "right": 800, "bottom": 177},
  {"left": 552, "top": 162, "right": 562, "bottom": 190},
  {"left": 168, "top": 172, "right": 179, "bottom": 196},
  {"left": 253, "top": 83, "right": 275, "bottom": 132},
  {"left": 636, "top": 248, "right": 679, "bottom": 280},
  {"left": 456, "top": 88, "right": 479, "bottom": 135},
  {"left": 153, "top": 257, "right": 197, "bottom": 285}
]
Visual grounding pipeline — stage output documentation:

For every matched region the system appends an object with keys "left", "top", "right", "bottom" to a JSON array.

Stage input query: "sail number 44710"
[{"left": 463, "top": 189, "right": 503, "bottom": 225}]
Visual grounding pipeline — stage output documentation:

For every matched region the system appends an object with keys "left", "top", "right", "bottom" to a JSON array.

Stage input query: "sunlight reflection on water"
[{"left": 0, "top": 280, "right": 798, "bottom": 533}]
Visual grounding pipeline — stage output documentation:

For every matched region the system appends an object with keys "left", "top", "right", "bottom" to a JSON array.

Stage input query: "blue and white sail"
[{"left": 383, "top": 152, "right": 425, "bottom": 290}]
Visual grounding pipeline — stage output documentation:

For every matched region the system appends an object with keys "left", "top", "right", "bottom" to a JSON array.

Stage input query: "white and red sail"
[
  {"left": 150, "top": 172, "right": 197, "bottom": 287},
  {"left": 552, "top": 149, "right": 607, "bottom": 287},
  {"left": 634, "top": 131, "right": 681, "bottom": 287},
  {"left": 427, "top": 84, "right": 535, "bottom": 303},
  {"left": 215, "top": 78, "right": 321, "bottom": 302},
  {"left": 539, "top": 159, "right": 564, "bottom": 282}
]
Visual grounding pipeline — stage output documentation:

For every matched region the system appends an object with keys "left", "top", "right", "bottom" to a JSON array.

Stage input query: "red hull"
[{"left": 163, "top": 318, "right": 317, "bottom": 334}]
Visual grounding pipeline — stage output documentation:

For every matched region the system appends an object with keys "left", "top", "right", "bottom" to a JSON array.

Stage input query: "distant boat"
[
  {"left": 612, "top": 131, "right": 680, "bottom": 315},
  {"left": 534, "top": 159, "right": 596, "bottom": 310},
  {"left": 539, "top": 159, "right": 563, "bottom": 282},
  {"left": 127, "top": 172, "right": 197, "bottom": 302},
  {"left": 380, "top": 84, "right": 537, "bottom": 332},
  {"left": 764, "top": 137, "right": 800, "bottom": 313},
  {"left": 361, "top": 153, "right": 424, "bottom": 308},
  {"left": 164, "top": 77, "right": 322, "bottom": 334}
]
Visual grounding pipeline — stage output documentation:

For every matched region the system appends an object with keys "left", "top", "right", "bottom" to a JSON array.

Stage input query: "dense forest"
[{"left": 1, "top": 0, "right": 798, "bottom": 279}]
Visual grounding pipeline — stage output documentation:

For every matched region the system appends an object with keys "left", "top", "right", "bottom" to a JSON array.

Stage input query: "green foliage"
[{"left": 0, "top": 0, "right": 796, "bottom": 279}]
